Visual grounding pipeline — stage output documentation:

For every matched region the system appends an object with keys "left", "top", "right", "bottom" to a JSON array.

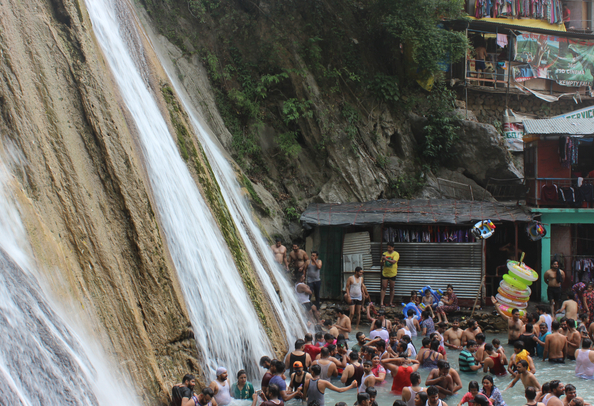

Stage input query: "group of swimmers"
[{"left": 171, "top": 296, "right": 594, "bottom": 406}]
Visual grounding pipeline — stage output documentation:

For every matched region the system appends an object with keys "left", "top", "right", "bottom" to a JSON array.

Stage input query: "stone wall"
[{"left": 461, "top": 89, "right": 594, "bottom": 126}]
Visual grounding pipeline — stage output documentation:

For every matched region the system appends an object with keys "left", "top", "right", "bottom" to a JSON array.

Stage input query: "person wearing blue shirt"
[{"left": 534, "top": 322, "right": 551, "bottom": 358}]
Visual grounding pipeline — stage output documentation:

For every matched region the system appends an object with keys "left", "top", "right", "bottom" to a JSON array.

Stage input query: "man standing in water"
[
  {"left": 461, "top": 319, "right": 482, "bottom": 347},
  {"left": 270, "top": 239, "right": 289, "bottom": 271},
  {"left": 303, "top": 363, "right": 358, "bottom": 406},
  {"left": 380, "top": 243, "right": 399, "bottom": 307},
  {"left": 305, "top": 251, "right": 323, "bottom": 309},
  {"left": 210, "top": 367, "right": 232, "bottom": 406},
  {"left": 543, "top": 321, "right": 567, "bottom": 363},
  {"left": 172, "top": 374, "right": 195, "bottom": 406},
  {"left": 345, "top": 267, "right": 365, "bottom": 330},
  {"left": 546, "top": 381, "right": 565, "bottom": 406},
  {"left": 289, "top": 243, "right": 308, "bottom": 276},
  {"left": 295, "top": 273, "right": 319, "bottom": 323},
  {"left": 333, "top": 307, "right": 352, "bottom": 340},
  {"left": 492, "top": 300, "right": 524, "bottom": 344},
  {"left": 444, "top": 319, "right": 463, "bottom": 350},
  {"left": 544, "top": 260, "right": 565, "bottom": 315}
]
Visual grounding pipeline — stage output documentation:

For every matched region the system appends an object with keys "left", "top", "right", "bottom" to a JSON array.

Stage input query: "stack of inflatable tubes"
[{"left": 496, "top": 261, "right": 538, "bottom": 317}]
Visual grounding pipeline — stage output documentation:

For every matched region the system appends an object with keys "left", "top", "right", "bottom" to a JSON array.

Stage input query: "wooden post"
[
  {"left": 514, "top": 221, "right": 519, "bottom": 261},
  {"left": 471, "top": 274, "right": 486, "bottom": 318}
]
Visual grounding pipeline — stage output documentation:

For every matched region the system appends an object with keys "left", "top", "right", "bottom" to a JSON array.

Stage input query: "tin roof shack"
[
  {"left": 300, "top": 199, "right": 532, "bottom": 305},
  {"left": 523, "top": 118, "right": 594, "bottom": 301}
]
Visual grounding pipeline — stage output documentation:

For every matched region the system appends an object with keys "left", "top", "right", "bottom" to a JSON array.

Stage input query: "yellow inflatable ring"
[
  {"left": 500, "top": 281, "right": 531, "bottom": 298},
  {"left": 496, "top": 303, "right": 526, "bottom": 318},
  {"left": 496, "top": 294, "right": 528, "bottom": 309},
  {"left": 507, "top": 261, "right": 538, "bottom": 283},
  {"left": 503, "top": 274, "right": 528, "bottom": 291},
  {"left": 498, "top": 288, "right": 529, "bottom": 302}
]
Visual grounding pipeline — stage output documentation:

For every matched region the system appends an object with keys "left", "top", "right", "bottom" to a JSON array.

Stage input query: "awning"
[
  {"left": 467, "top": 17, "right": 567, "bottom": 33},
  {"left": 301, "top": 199, "right": 532, "bottom": 227}
]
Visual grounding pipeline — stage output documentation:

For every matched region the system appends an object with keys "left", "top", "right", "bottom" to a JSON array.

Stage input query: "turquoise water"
[{"left": 232, "top": 332, "right": 593, "bottom": 406}]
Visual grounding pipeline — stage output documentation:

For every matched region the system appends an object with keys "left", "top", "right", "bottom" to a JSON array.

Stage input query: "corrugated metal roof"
[
  {"left": 523, "top": 118, "right": 594, "bottom": 135},
  {"left": 301, "top": 199, "right": 532, "bottom": 226}
]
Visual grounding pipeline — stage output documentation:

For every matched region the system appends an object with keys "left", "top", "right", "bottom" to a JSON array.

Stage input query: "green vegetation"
[
  {"left": 378, "top": 0, "right": 469, "bottom": 77},
  {"left": 418, "top": 83, "right": 461, "bottom": 169}
]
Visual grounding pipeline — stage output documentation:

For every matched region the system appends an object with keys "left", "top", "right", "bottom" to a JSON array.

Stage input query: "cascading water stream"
[
  {"left": 85, "top": 0, "right": 279, "bottom": 379},
  {"left": 152, "top": 48, "right": 309, "bottom": 346},
  {"left": 0, "top": 156, "right": 139, "bottom": 406}
]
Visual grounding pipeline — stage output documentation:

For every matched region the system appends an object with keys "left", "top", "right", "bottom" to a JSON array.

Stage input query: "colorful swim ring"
[
  {"left": 497, "top": 287, "right": 529, "bottom": 302},
  {"left": 502, "top": 274, "right": 528, "bottom": 291},
  {"left": 495, "top": 294, "right": 528, "bottom": 309},
  {"left": 507, "top": 261, "right": 538, "bottom": 282},
  {"left": 496, "top": 303, "right": 527, "bottom": 318},
  {"left": 499, "top": 280, "right": 531, "bottom": 298}
]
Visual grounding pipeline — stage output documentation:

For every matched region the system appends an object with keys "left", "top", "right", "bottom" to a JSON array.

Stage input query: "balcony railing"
[
  {"left": 526, "top": 177, "right": 594, "bottom": 207},
  {"left": 484, "top": 178, "right": 526, "bottom": 202}
]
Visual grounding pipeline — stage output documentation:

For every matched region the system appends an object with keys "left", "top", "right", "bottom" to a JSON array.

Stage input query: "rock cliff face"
[
  {"left": 0, "top": 0, "right": 290, "bottom": 404},
  {"left": 0, "top": 0, "right": 201, "bottom": 403},
  {"left": 137, "top": 0, "right": 524, "bottom": 243}
]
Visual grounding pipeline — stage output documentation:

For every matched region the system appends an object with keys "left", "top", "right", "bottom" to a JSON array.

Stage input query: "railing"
[
  {"left": 437, "top": 177, "right": 475, "bottom": 201},
  {"left": 466, "top": 57, "right": 509, "bottom": 87},
  {"left": 525, "top": 177, "right": 594, "bottom": 207},
  {"left": 484, "top": 178, "right": 526, "bottom": 202}
]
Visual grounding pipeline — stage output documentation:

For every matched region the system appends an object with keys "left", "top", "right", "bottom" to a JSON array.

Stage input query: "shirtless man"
[
  {"left": 544, "top": 260, "right": 565, "bottom": 315},
  {"left": 444, "top": 319, "right": 464, "bottom": 350},
  {"left": 492, "top": 298, "right": 524, "bottom": 344},
  {"left": 474, "top": 333, "right": 487, "bottom": 362},
  {"left": 426, "top": 361, "right": 455, "bottom": 398},
  {"left": 270, "top": 239, "right": 289, "bottom": 271},
  {"left": 473, "top": 38, "right": 488, "bottom": 86},
  {"left": 565, "top": 319, "right": 581, "bottom": 360},
  {"left": 543, "top": 321, "right": 567, "bottom": 363},
  {"left": 333, "top": 307, "right": 352, "bottom": 340},
  {"left": 288, "top": 243, "right": 308, "bottom": 276},
  {"left": 557, "top": 293, "right": 579, "bottom": 321},
  {"left": 504, "top": 360, "right": 541, "bottom": 391},
  {"left": 563, "top": 384, "right": 590, "bottom": 406},
  {"left": 461, "top": 319, "right": 482, "bottom": 347}
]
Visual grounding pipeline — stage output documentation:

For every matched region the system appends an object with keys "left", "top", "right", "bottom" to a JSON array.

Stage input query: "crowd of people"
[
  {"left": 171, "top": 301, "right": 594, "bottom": 406},
  {"left": 169, "top": 242, "right": 594, "bottom": 406}
]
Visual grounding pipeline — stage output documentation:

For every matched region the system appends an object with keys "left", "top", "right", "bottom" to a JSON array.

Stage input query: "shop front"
[
  {"left": 301, "top": 199, "right": 532, "bottom": 304},
  {"left": 533, "top": 209, "right": 594, "bottom": 301}
]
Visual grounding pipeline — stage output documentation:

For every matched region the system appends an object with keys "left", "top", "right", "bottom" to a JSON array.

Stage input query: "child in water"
[
  {"left": 422, "top": 290, "right": 437, "bottom": 321},
  {"left": 458, "top": 381, "right": 492, "bottom": 406}
]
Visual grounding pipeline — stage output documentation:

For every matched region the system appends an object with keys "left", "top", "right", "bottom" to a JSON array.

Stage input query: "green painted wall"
[
  {"left": 536, "top": 209, "right": 594, "bottom": 301},
  {"left": 318, "top": 227, "right": 344, "bottom": 299}
]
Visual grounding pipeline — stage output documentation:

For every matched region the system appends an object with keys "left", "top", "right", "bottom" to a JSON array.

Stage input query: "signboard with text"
[{"left": 514, "top": 32, "right": 594, "bottom": 87}]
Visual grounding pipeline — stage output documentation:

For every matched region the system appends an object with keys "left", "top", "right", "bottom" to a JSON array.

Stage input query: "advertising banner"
[
  {"left": 514, "top": 32, "right": 594, "bottom": 87},
  {"left": 503, "top": 109, "right": 525, "bottom": 152}
]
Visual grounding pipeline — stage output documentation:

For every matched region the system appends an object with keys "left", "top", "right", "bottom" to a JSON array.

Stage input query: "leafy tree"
[{"left": 377, "top": 0, "right": 469, "bottom": 77}]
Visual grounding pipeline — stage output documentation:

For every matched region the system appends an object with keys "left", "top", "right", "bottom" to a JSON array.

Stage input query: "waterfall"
[
  {"left": 154, "top": 45, "right": 309, "bottom": 347},
  {"left": 0, "top": 156, "right": 139, "bottom": 406},
  {"left": 84, "top": 0, "right": 301, "bottom": 380}
]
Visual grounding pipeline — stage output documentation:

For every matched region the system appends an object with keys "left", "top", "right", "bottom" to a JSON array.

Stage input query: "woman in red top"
[{"left": 383, "top": 351, "right": 420, "bottom": 395}]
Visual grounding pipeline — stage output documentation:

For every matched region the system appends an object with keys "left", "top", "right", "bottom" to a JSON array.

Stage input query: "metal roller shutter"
[{"left": 344, "top": 242, "right": 483, "bottom": 300}]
